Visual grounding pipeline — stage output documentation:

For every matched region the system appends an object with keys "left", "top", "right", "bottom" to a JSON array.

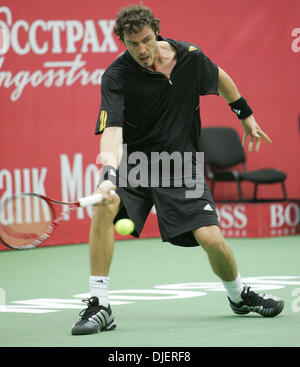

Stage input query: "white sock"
[
  {"left": 222, "top": 273, "right": 244, "bottom": 304},
  {"left": 89, "top": 275, "right": 109, "bottom": 307}
]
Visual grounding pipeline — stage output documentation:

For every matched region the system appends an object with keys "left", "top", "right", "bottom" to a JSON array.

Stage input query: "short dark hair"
[{"left": 114, "top": 4, "right": 160, "bottom": 42}]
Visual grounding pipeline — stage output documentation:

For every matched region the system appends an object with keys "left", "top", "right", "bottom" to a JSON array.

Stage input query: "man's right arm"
[
  {"left": 100, "top": 126, "right": 123, "bottom": 168},
  {"left": 96, "top": 126, "right": 123, "bottom": 200}
]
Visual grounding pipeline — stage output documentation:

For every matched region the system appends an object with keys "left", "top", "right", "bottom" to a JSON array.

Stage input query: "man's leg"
[
  {"left": 193, "top": 225, "right": 244, "bottom": 303},
  {"left": 193, "top": 225, "right": 238, "bottom": 281},
  {"left": 89, "top": 195, "right": 120, "bottom": 276},
  {"left": 72, "top": 195, "right": 120, "bottom": 335},
  {"left": 193, "top": 225, "right": 284, "bottom": 317}
]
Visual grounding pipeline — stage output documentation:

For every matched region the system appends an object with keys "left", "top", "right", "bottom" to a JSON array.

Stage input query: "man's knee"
[
  {"left": 193, "top": 225, "right": 226, "bottom": 252},
  {"left": 91, "top": 196, "right": 120, "bottom": 228}
]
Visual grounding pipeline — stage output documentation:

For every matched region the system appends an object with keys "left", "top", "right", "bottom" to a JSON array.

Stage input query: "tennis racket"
[{"left": 0, "top": 192, "right": 112, "bottom": 250}]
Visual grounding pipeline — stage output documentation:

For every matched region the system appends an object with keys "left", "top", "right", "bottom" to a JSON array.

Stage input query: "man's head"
[{"left": 114, "top": 5, "right": 160, "bottom": 68}]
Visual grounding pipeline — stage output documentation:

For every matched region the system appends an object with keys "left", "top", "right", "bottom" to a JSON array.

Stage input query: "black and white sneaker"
[
  {"left": 229, "top": 285, "right": 284, "bottom": 317},
  {"left": 72, "top": 296, "right": 116, "bottom": 335}
]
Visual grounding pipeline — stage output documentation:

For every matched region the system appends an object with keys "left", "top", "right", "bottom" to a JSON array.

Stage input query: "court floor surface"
[{"left": 0, "top": 236, "right": 299, "bottom": 348}]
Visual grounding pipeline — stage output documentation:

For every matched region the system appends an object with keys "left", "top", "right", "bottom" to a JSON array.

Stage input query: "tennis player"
[{"left": 72, "top": 5, "right": 284, "bottom": 335}]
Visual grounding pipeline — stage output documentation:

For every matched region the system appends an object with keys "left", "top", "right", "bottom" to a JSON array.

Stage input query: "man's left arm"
[{"left": 218, "top": 67, "right": 272, "bottom": 152}]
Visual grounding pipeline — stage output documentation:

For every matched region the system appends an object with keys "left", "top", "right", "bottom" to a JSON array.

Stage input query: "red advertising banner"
[
  {"left": 0, "top": 199, "right": 299, "bottom": 251},
  {"left": 216, "top": 201, "right": 300, "bottom": 238},
  {"left": 0, "top": 0, "right": 299, "bottom": 250}
]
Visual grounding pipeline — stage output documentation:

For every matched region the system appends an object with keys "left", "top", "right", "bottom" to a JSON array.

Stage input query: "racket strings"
[{"left": 0, "top": 195, "right": 54, "bottom": 249}]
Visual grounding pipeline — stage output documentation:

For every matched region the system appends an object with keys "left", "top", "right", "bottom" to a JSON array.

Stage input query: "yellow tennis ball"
[{"left": 115, "top": 219, "right": 135, "bottom": 235}]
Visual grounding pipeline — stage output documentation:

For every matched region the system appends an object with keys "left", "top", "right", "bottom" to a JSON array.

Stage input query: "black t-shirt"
[{"left": 95, "top": 36, "right": 219, "bottom": 158}]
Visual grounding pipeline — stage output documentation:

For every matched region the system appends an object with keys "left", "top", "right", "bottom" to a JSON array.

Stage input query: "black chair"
[{"left": 199, "top": 127, "right": 287, "bottom": 201}]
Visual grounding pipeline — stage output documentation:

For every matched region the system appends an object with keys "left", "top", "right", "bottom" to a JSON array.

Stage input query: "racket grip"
[{"left": 78, "top": 191, "right": 115, "bottom": 207}]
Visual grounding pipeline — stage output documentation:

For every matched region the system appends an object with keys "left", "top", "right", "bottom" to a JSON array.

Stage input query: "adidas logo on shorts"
[{"left": 203, "top": 203, "right": 214, "bottom": 211}]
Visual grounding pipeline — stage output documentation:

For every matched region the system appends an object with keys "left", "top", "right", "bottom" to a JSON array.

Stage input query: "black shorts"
[{"left": 114, "top": 182, "right": 219, "bottom": 247}]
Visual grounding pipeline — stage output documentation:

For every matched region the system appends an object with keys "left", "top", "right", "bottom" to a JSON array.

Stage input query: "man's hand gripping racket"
[{"left": 0, "top": 191, "right": 114, "bottom": 250}]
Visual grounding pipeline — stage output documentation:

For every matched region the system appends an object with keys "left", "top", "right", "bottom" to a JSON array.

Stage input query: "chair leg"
[
  {"left": 281, "top": 182, "right": 287, "bottom": 200},
  {"left": 253, "top": 183, "right": 258, "bottom": 201},
  {"left": 237, "top": 180, "right": 242, "bottom": 201}
]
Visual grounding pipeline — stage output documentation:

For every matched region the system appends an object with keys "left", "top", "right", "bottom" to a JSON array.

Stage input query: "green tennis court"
[{"left": 0, "top": 236, "right": 299, "bottom": 347}]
